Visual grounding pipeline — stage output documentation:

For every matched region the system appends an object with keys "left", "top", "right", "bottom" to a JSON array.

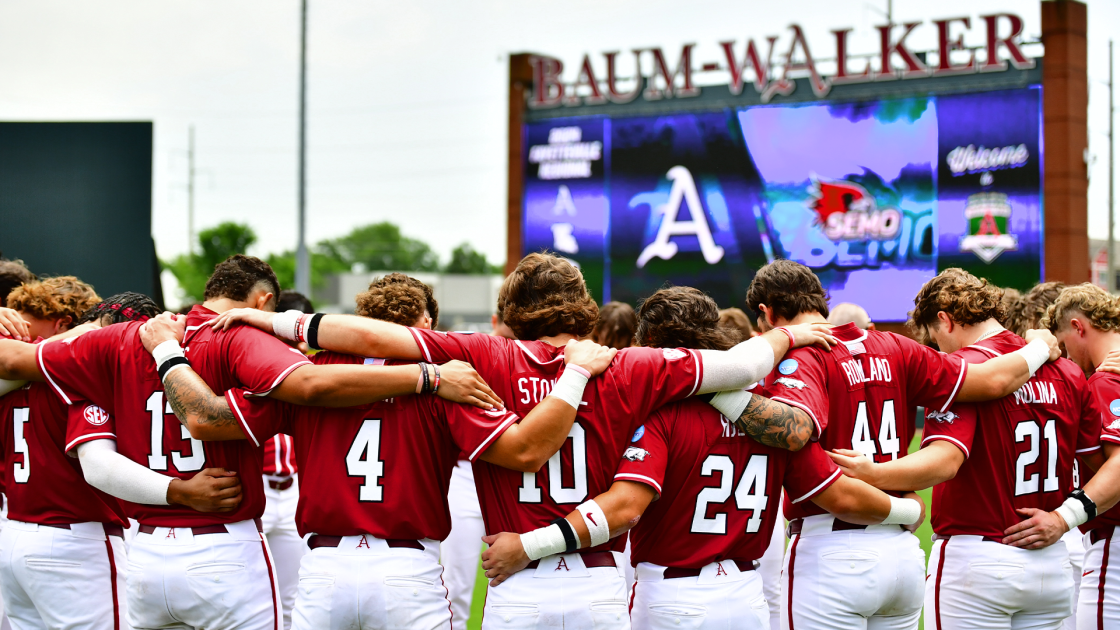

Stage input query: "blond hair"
[
  {"left": 6, "top": 276, "right": 100, "bottom": 323},
  {"left": 1042, "top": 283, "right": 1120, "bottom": 333}
]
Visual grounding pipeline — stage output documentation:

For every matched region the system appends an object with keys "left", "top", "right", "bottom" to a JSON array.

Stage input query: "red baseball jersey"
[
  {"left": 759, "top": 323, "right": 969, "bottom": 521},
  {"left": 227, "top": 351, "right": 519, "bottom": 539},
  {"left": 38, "top": 308, "right": 311, "bottom": 526},
  {"left": 1074, "top": 371, "right": 1120, "bottom": 533},
  {"left": 409, "top": 329, "right": 702, "bottom": 552},
  {"left": 616, "top": 398, "right": 840, "bottom": 569},
  {"left": 263, "top": 434, "right": 296, "bottom": 477},
  {"left": 0, "top": 383, "right": 127, "bottom": 526},
  {"left": 922, "top": 331, "right": 1102, "bottom": 538}
]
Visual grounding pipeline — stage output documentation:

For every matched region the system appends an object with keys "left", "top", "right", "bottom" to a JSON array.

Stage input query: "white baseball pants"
[
  {"left": 630, "top": 561, "right": 769, "bottom": 630},
  {"left": 926, "top": 535, "right": 1072, "bottom": 630},
  {"left": 442, "top": 461, "right": 485, "bottom": 630},
  {"left": 782, "top": 517, "right": 925, "bottom": 630},
  {"left": 1062, "top": 528, "right": 1084, "bottom": 630},
  {"left": 0, "top": 520, "right": 128, "bottom": 630},
  {"left": 1077, "top": 527, "right": 1120, "bottom": 630},
  {"left": 292, "top": 536, "right": 451, "bottom": 630},
  {"left": 758, "top": 495, "right": 786, "bottom": 630},
  {"left": 126, "top": 519, "right": 281, "bottom": 630},
  {"left": 263, "top": 475, "right": 306, "bottom": 630},
  {"left": 482, "top": 552, "right": 630, "bottom": 630}
]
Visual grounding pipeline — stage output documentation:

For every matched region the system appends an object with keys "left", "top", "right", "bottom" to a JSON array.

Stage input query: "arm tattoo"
[
  {"left": 162, "top": 369, "right": 236, "bottom": 428},
  {"left": 733, "top": 395, "right": 813, "bottom": 451}
]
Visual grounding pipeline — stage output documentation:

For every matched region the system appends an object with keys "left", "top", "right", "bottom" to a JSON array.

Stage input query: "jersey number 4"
[
  {"left": 691, "top": 454, "right": 769, "bottom": 535},
  {"left": 146, "top": 392, "right": 205, "bottom": 473},
  {"left": 851, "top": 400, "right": 901, "bottom": 461},
  {"left": 347, "top": 419, "right": 385, "bottom": 502}
]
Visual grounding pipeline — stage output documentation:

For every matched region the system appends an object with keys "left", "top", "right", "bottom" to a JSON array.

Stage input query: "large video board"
[{"left": 522, "top": 87, "right": 1042, "bottom": 322}]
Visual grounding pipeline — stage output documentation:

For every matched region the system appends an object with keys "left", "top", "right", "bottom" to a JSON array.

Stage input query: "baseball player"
[
  {"left": 206, "top": 252, "right": 840, "bottom": 629},
  {"left": 479, "top": 286, "right": 927, "bottom": 630},
  {"left": 743, "top": 261, "right": 1060, "bottom": 630},
  {"left": 831, "top": 269, "right": 1102, "bottom": 630}
]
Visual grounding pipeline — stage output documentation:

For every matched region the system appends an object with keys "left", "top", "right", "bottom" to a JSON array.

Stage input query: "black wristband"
[
  {"left": 552, "top": 517, "right": 579, "bottom": 553},
  {"left": 158, "top": 356, "right": 191, "bottom": 381},
  {"left": 306, "top": 313, "right": 325, "bottom": 350},
  {"left": 1070, "top": 489, "right": 1098, "bottom": 521},
  {"left": 420, "top": 362, "right": 431, "bottom": 394}
]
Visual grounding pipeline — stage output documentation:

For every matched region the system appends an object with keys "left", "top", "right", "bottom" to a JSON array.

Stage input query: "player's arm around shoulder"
[
  {"left": 827, "top": 440, "right": 965, "bottom": 492},
  {"left": 210, "top": 308, "right": 423, "bottom": 360},
  {"left": 956, "top": 329, "right": 1060, "bottom": 402},
  {"left": 811, "top": 474, "right": 926, "bottom": 531}
]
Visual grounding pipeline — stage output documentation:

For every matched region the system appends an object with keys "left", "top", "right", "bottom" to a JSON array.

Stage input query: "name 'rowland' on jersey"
[
  {"left": 408, "top": 329, "right": 702, "bottom": 553},
  {"left": 922, "top": 330, "right": 1102, "bottom": 538},
  {"left": 615, "top": 398, "right": 841, "bottom": 569},
  {"left": 756, "top": 322, "right": 970, "bottom": 521}
]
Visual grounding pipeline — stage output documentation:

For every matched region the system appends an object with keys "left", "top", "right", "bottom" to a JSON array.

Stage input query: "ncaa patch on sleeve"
[
  {"left": 1110, "top": 399, "right": 1120, "bottom": 417},
  {"left": 631, "top": 425, "right": 645, "bottom": 442},
  {"left": 778, "top": 359, "right": 799, "bottom": 375}
]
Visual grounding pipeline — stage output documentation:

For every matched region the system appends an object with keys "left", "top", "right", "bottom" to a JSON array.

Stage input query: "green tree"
[
  {"left": 444, "top": 243, "right": 500, "bottom": 274},
  {"left": 266, "top": 250, "right": 348, "bottom": 295},
  {"left": 165, "top": 222, "right": 257, "bottom": 302},
  {"left": 317, "top": 222, "right": 441, "bottom": 272}
]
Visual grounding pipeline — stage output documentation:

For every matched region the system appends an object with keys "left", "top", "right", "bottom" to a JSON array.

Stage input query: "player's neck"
[
  {"left": 201, "top": 298, "right": 255, "bottom": 314},
  {"left": 956, "top": 318, "right": 1004, "bottom": 348},
  {"left": 1087, "top": 330, "right": 1120, "bottom": 368},
  {"left": 774, "top": 312, "right": 829, "bottom": 327},
  {"left": 537, "top": 332, "right": 579, "bottom": 348}
]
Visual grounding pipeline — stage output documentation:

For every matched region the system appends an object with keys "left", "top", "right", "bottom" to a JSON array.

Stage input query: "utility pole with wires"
[
  {"left": 1110, "top": 39, "right": 1115, "bottom": 293},
  {"left": 295, "top": 0, "right": 311, "bottom": 295}
]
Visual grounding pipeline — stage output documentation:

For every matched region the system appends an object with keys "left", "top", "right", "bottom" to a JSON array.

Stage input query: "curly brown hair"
[
  {"left": 719, "top": 307, "right": 756, "bottom": 339},
  {"left": 998, "top": 287, "right": 1027, "bottom": 333},
  {"left": 909, "top": 268, "right": 1004, "bottom": 333},
  {"left": 203, "top": 255, "right": 280, "bottom": 306},
  {"left": 746, "top": 259, "right": 830, "bottom": 322},
  {"left": 1042, "top": 283, "right": 1120, "bottom": 333},
  {"left": 7, "top": 276, "right": 100, "bottom": 323},
  {"left": 592, "top": 302, "right": 637, "bottom": 350},
  {"left": 0, "top": 259, "right": 35, "bottom": 307},
  {"left": 1018, "top": 281, "right": 1066, "bottom": 334},
  {"left": 499, "top": 253, "right": 598, "bottom": 341},
  {"left": 355, "top": 273, "right": 439, "bottom": 328},
  {"left": 637, "top": 286, "right": 742, "bottom": 351}
]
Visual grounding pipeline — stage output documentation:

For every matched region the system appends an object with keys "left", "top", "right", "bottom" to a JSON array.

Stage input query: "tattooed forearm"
[
  {"left": 162, "top": 368, "right": 236, "bottom": 428},
  {"left": 734, "top": 395, "right": 813, "bottom": 451}
]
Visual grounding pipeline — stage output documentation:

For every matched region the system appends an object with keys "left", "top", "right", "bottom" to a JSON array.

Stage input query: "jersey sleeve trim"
[
  {"left": 466, "top": 412, "right": 520, "bottom": 462},
  {"left": 1076, "top": 445, "right": 1103, "bottom": 454},
  {"left": 770, "top": 396, "right": 823, "bottom": 436},
  {"left": 921, "top": 434, "right": 970, "bottom": 459},
  {"left": 613, "top": 472, "right": 662, "bottom": 495},
  {"left": 244, "top": 360, "right": 312, "bottom": 397},
  {"left": 36, "top": 343, "right": 72, "bottom": 405},
  {"left": 409, "top": 328, "right": 434, "bottom": 363},
  {"left": 688, "top": 348, "right": 703, "bottom": 397},
  {"left": 1102, "top": 435, "right": 1120, "bottom": 445},
  {"left": 65, "top": 432, "right": 116, "bottom": 453},
  {"left": 226, "top": 391, "right": 261, "bottom": 447},
  {"left": 790, "top": 468, "right": 842, "bottom": 504},
  {"left": 938, "top": 358, "right": 969, "bottom": 413}
]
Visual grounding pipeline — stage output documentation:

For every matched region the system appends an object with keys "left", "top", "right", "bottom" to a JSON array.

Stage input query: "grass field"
[{"left": 464, "top": 435, "right": 934, "bottom": 630}]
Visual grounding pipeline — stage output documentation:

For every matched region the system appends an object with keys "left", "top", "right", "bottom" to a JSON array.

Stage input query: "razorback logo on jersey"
[
  {"left": 775, "top": 377, "right": 807, "bottom": 390},
  {"left": 662, "top": 348, "right": 687, "bottom": 361},
  {"left": 1109, "top": 419, "right": 1120, "bottom": 430},
  {"left": 927, "top": 409, "right": 957, "bottom": 424},
  {"left": 84, "top": 405, "right": 110, "bottom": 426},
  {"left": 623, "top": 447, "right": 649, "bottom": 462}
]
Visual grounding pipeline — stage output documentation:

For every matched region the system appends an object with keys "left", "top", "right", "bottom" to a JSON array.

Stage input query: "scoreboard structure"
[{"left": 506, "top": 2, "right": 1088, "bottom": 322}]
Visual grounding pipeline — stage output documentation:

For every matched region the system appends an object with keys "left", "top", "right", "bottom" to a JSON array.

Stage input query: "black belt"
[
  {"left": 1090, "top": 526, "right": 1116, "bottom": 546},
  {"left": 268, "top": 478, "right": 294, "bottom": 491},
  {"left": 931, "top": 533, "right": 1003, "bottom": 543},
  {"left": 525, "top": 550, "right": 617, "bottom": 569},
  {"left": 138, "top": 518, "right": 262, "bottom": 536},
  {"left": 41, "top": 522, "right": 125, "bottom": 538},
  {"left": 307, "top": 535, "right": 424, "bottom": 551},
  {"left": 663, "top": 559, "right": 756, "bottom": 579},
  {"left": 788, "top": 518, "right": 903, "bottom": 536}
]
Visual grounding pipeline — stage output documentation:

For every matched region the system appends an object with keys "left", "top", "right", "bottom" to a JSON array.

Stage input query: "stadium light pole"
[
  {"left": 295, "top": 0, "right": 311, "bottom": 296},
  {"left": 1110, "top": 40, "right": 1115, "bottom": 293}
]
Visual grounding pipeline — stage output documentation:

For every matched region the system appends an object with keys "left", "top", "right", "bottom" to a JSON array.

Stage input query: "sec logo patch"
[
  {"left": 778, "top": 359, "right": 798, "bottom": 375},
  {"left": 1110, "top": 399, "right": 1120, "bottom": 417},
  {"left": 84, "top": 405, "right": 109, "bottom": 426},
  {"left": 632, "top": 425, "right": 645, "bottom": 442}
]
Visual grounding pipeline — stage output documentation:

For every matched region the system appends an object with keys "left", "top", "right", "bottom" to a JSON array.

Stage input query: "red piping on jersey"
[
  {"left": 629, "top": 582, "right": 637, "bottom": 616},
  {"left": 934, "top": 537, "right": 949, "bottom": 630},
  {"left": 515, "top": 340, "right": 565, "bottom": 367},
  {"left": 409, "top": 327, "right": 434, "bottom": 363},
  {"left": 104, "top": 538, "right": 120, "bottom": 630},
  {"left": 786, "top": 534, "right": 800, "bottom": 630},
  {"left": 1100, "top": 536, "right": 1111, "bottom": 630},
  {"left": 227, "top": 392, "right": 260, "bottom": 447},
  {"left": 439, "top": 565, "right": 453, "bottom": 628},
  {"left": 261, "top": 537, "right": 280, "bottom": 630},
  {"left": 921, "top": 435, "right": 971, "bottom": 459}
]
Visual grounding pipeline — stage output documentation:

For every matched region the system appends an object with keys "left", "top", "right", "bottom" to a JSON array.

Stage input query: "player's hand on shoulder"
[
  {"left": 827, "top": 449, "right": 881, "bottom": 486},
  {"left": 902, "top": 491, "right": 926, "bottom": 533},
  {"left": 167, "top": 468, "right": 242, "bottom": 513},
  {"left": 785, "top": 323, "right": 837, "bottom": 351},
  {"left": 1002, "top": 507, "right": 1068, "bottom": 550},
  {"left": 563, "top": 339, "right": 617, "bottom": 377},
  {"left": 436, "top": 360, "right": 504, "bottom": 410},
  {"left": 481, "top": 532, "right": 531, "bottom": 587},
  {"left": 1098, "top": 349, "right": 1120, "bottom": 375},
  {"left": 208, "top": 307, "right": 274, "bottom": 333},
  {"left": 139, "top": 312, "right": 186, "bottom": 352},
  {"left": 1022, "top": 329, "right": 1061, "bottom": 362},
  {"left": 0, "top": 307, "right": 30, "bottom": 342}
]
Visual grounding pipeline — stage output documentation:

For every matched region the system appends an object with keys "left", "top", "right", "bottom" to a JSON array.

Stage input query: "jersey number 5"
[
  {"left": 12, "top": 407, "right": 30, "bottom": 484},
  {"left": 691, "top": 454, "right": 769, "bottom": 535}
]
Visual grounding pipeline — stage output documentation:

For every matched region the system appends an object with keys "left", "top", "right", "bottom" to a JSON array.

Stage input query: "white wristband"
[
  {"left": 520, "top": 523, "right": 568, "bottom": 561},
  {"left": 548, "top": 365, "right": 590, "bottom": 410},
  {"left": 881, "top": 496, "right": 922, "bottom": 525},
  {"left": 151, "top": 340, "right": 185, "bottom": 365},
  {"left": 709, "top": 389, "right": 753, "bottom": 421},
  {"left": 1014, "top": 339, "right": 1050, "bottom": 376},
  {"left": 1056, "top": 497, "right": 1089, "bottom": 531},
  {"left": 576, "top": 499, "right": 610, "bottom": 547},
  {"left": 272, "top": 310, "right": 303, "bottom": 342}
]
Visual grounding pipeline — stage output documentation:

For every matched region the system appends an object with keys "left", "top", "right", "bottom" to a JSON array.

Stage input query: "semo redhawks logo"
[
  {"left": 808, "top": 179, "right": 901, "bottom": 242},
  {"left": 84, "top": 405, "right": 110, "bottom": 426}
]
